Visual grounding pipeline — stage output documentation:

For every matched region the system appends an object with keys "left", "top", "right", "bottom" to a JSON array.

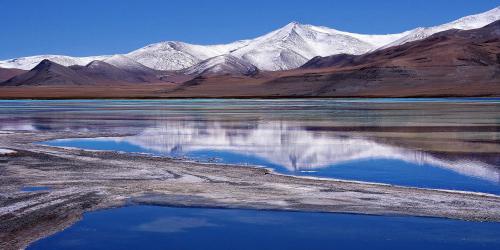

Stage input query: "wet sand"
[{"left": 1, "top": 130, "right": 500, "bottom": 249}]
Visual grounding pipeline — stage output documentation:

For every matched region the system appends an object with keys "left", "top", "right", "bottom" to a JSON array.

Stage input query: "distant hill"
[
  {"left": 3, "top": 59, "right": 95, "bottom": 86},
  {"left": 3, "top": 59, "right": 165, "bottom": 86},
  {"left": 0, "top": 67, "right": 26, "bottom": 82}
]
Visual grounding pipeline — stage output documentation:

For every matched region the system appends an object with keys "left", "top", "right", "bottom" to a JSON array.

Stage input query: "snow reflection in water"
[{"left": 45, "top": 119, "right": 500, "bottom": 194}]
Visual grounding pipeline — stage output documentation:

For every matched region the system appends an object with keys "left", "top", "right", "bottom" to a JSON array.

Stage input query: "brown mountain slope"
[
  {"left": 3, "top": 59, "right": 95, "bottom": 86},
  {"left": 2, "top": 59, "right": 165, "bottom": 86},
  {"left": 167, "top": 21, "right": 500, "bottom": 98},
  {"left": 0, "top": 67, "right": 26, "bottom": 82},
  {"left": 261, "top": 20, "right": 500, "bottom": 97},
  {"left": 69, "top": 60, "right": 161, "bottom": 83},
  {"left": 0, "top": 21, "right": 499, "bottom": 98},
  {"left": 302, "top": 20, "right": 500, "bottom": 69}
]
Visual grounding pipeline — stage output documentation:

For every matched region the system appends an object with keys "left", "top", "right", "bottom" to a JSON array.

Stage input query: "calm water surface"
[
  {"left": 2, "top": 99, "right": 500, "bottom": 249},
  {"left": 20, "top": 186, "right": 51, "bottom": 192},
  {"left": 1, "top": 99, "right": 499, "bottom": 193},
  {"left": 28, "top": 205, "right": 500, "bottom": 250},
  {"left": 6, "top": 98, "right": 494, "bottom": 194}
]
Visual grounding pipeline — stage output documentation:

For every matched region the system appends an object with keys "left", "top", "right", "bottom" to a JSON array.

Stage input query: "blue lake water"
[
  {"left": 2, "top": 98, "right": 499, "bottom": 192},
  {"left": 2, "top": 99, "right": 500, "bottom": 248},
  {"left": 28, "top": 205, "right": 500, "bottom": 250},
  {"left": 12, "top": 98, "right": 495, "bottom": 194}
]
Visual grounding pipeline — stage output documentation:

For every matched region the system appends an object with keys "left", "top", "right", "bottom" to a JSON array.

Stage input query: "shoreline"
[
  {"left": 1, "top": 130, "right": 500, "bottom": 249},
  {"left": 0, "top": 95, "right": 499, "bottom": 100},
  {"left": 36, "top": 143, "right": 500, "bottom": 198}
]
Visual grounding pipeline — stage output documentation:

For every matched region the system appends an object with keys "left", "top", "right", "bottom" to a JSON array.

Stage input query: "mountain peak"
[
  {"left": 38, "top": 59, "right": 53, "bottom": 66},
  {"left": 279, "top": 21, "right": 307, "bottom": 32},
  {"left": 1, "top": 7, "right": 499, "bottom": 72},
  {"left": 86, "top": 60, "right": 109, "bottom": 68},
  {"left": 285, "top": 21, "right": 301, "bottom": 27},
  {"left": 377, "top": 6, "right": 500, "bottom": 50},
  {"left": 32, "top": 59, "right": 62, "bottom": 71},
  {"left": 182, "top": 54, "right": 258, "bottom": 76}
]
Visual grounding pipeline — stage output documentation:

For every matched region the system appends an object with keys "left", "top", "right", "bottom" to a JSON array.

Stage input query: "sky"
[{"left": 1, "top": 0, "right": 498, "bottom": 59}]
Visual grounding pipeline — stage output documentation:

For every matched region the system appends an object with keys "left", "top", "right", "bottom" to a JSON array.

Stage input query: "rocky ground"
[{"left": 1, "top": 130, "right": 500, "bottom": 249}]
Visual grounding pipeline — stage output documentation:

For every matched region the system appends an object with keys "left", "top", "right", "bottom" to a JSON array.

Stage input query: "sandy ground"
[{"left": 0, "top": 130, "right": 499, "bottom": 249}]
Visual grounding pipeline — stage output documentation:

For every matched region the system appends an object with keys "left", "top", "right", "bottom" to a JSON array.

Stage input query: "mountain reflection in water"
[
  {"left": 2, "top": 99, "right": 499, "bottom": 192},
  {"left": 61, "top": 119, "right": 499, "bottom": 184}
]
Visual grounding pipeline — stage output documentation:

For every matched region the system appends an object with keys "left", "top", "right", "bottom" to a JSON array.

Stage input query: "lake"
[
  {"left": 8, "top": 98, "right": 495, "bottom": 194},
  {"left": 1, "top": 99, "right": 499, "bottom": 249}
]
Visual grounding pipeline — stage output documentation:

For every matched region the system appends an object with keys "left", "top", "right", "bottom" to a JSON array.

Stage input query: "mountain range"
[
  {"left": 1, "top": 7, "right": 498, "bottom": 73},
  {"left": 0, "top": 7, "right": 499, "bottom": 98},
  {"left": 137, "top": 19, "right": 500, "bottom": 98}
]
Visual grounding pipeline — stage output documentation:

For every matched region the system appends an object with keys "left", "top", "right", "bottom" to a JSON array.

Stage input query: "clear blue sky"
[{"left": 1, "top": 0, "right": 498, "bottom": 59}]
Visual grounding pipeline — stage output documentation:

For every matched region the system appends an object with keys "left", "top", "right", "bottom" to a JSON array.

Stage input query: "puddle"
[{"left": 21, "top": 186, "right": 51, "bottom": 192}]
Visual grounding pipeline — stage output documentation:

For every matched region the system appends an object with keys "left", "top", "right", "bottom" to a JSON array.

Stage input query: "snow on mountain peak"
[
  {"left": 448, "top": 6, "right": 500, "bottom": 29},
  {"left": 126, "top": 40, "right": 250, "bottom": 71},
  {"left": 103, "top": 55, "right": 153, "bottom": 71},
  {"left": 182, "top": 55, "right": 258, "bottom": 76},
  {"left": 1, "top": 7, "right": 499, "bottom": 72},
  {"left": 0, "top": 55, "right": 111, "bottom": 70},
  {"left": 379, "top": 6, "right": 500, "bottom": 49},
  {"left": 230, "top": 22, "right": 382, "bottom": 70}
]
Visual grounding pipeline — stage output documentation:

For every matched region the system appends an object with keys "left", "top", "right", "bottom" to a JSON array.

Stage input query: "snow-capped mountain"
[
  {"left": 103, "top": 55, "right": 157, "bottom": 74},
  {"left": 0, "top": 55, "right": 110, "bottom": 71},
  {"left": 182, "top": 55, "right": 259, "bottom": 76},
  {"left": 126, "top": 40, "right": 250, "bottom": 71},
  {"left": 0, "top": 7, "right": 498, "bottom": 72},
  {"left": 230, "top": 22, "right": 409, "bottom": 71},
  {"left": 380, "top": 6, "right": 500, "bottom": 49}
]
